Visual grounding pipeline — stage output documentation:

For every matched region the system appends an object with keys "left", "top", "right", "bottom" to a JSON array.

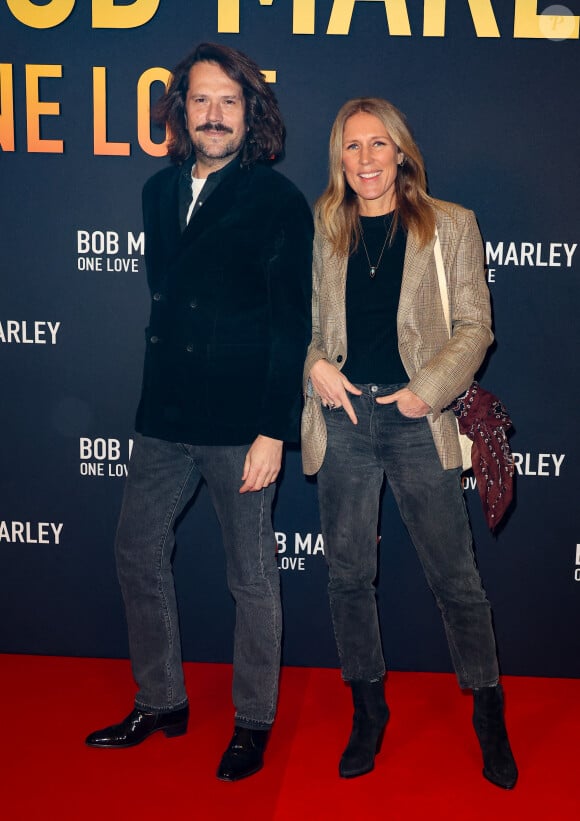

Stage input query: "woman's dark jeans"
[{"left": 317, "top": 384, "right": 499, "bottom": 689}]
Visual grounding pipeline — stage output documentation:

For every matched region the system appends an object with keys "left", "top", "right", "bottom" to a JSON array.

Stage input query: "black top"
[{"left": 343, "top": 212, "right": 408, "bottom": 385}]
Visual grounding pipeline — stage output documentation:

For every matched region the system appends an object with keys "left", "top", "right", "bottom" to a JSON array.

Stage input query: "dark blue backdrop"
[{"left": 1, "top": 0, "right": 579, "bottom": 678}]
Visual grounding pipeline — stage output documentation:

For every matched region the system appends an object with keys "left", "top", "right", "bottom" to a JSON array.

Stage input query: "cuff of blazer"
[{"left": 407, "top": 372, "right": 474, "bottom": 422}]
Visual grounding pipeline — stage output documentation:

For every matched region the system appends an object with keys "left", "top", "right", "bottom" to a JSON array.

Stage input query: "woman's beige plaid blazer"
[{"left": 301, "top": 200, "right": 493, "bottom": 475}]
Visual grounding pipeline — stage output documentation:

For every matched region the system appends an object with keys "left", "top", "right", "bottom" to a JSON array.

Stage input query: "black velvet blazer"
[{"left": 135, "top": 161, "right": 313, "bottom": 446}]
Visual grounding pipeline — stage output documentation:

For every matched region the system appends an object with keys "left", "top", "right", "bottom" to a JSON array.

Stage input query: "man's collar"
[
  {"left": 203, "top": 154, "right": 242, "bottom": 182},
  {"left": 182, "top": 153, "right": 241, "bottom": 183}
]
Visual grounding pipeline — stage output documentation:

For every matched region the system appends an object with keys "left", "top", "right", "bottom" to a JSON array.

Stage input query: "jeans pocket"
[{"left": 392, "top": 402, "right": 425, "bottom": 422}]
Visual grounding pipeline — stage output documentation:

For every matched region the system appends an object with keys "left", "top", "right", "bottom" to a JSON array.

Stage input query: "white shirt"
[{"left": 186, "top": 169, "right": 207, "bottom": 225}]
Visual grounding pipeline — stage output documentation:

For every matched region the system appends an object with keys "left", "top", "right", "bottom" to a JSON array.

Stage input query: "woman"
[{"left": 302, "top": 98, "right": 517, "bottom": 788}]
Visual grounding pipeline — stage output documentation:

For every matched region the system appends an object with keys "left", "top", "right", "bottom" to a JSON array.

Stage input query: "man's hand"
[
  {"left": 309, "top": 359, "right": 362, "bottom": 425},
  {"left": 376, "top": 387, "right": 430, "bottom": 418},
  {"left": 239, "top": 435, "right": 283, "bottom": 493}
]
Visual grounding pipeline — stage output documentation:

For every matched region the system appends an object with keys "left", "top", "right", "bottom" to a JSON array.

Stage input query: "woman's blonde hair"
[{"left": 316, "top": 98, "right": 436, "bottom": 257}]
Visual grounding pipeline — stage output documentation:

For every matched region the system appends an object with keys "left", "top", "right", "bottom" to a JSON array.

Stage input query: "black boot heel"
[{"left": 374, "top": 724, "right": 386, "bottom": 755}]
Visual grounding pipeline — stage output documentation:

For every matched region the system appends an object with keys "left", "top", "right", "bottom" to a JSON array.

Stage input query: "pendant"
[{"left": 369, "top": 266, "right": 376, "bottom": 278}]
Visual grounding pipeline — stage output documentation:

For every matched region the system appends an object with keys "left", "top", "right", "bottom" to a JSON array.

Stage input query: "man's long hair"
[
  {"left": 155, "top": 42, "right": 285, "bottom": 165},
  {"left": 316, "top": 98, "right": 436, "bottom": 257}
]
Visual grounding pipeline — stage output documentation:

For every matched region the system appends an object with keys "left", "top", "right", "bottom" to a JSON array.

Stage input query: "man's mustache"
[{"left": 195, "top": 123, "right": 234, "bottom": 134}]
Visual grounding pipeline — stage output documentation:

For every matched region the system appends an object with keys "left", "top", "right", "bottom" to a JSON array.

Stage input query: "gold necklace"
[{"left": 358, "top": 217, "right": 390, "bottom": 278}]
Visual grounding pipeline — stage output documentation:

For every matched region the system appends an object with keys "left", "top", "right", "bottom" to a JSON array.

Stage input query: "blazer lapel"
[
  {"left": 397, "top": 228, "right": 436, "bottom": 328},
  {"left": 320, "top": 244, "right": 348, "bottom": 348},
  {"left": 158, "top": 172, "right": 182, "bottom": 253},
  {"left": 178, "top": 163, "right": 244, "bottom": 248}
]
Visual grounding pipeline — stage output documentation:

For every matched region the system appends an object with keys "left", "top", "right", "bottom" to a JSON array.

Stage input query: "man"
[{"left": 85, "top": 43, "right": 313, "bottom": 782}]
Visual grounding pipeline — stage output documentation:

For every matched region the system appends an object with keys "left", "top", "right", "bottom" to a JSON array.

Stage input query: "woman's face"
[{"left": 341, "top": 111, "right": 403, "bottom": 216}]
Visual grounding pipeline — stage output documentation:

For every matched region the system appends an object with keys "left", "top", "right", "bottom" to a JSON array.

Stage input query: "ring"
[{"left": 328, "top": 401, "right": 335, "bottom": 409}]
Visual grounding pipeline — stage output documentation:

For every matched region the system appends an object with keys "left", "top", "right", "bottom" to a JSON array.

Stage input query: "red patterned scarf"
[{"left": 450, "top": 382, "right": 514, "bottom": 530}]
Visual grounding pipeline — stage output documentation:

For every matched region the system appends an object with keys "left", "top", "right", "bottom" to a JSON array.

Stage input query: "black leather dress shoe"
[
  {"left": 216, "top": 726, "right": 269, "bottom": 781},
  {"left": 85, "top": 705, "right": 189, "bottom": 748}
]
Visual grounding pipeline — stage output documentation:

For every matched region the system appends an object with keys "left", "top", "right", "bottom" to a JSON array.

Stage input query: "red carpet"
[{"left": 2, "top": 655, "right": 578, "bottom": 820}]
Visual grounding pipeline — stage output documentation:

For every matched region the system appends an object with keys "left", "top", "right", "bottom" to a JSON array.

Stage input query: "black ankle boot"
[
  {"left": 473, "top": 684, "right": 518, "bottom": 789},
  {"left": 339, "top": 679, "right": 390, "bottom": 778}
]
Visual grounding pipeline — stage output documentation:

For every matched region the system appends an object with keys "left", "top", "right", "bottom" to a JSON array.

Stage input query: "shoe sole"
[
  {"left": 339, "top": 762, "right": 375, "bottom": 779},
  {"left": 216, "top": 763, "right": 264, "bottom": 782}
]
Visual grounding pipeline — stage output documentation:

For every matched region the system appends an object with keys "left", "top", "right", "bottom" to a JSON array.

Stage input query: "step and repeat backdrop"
[{"left": 1, "top": 1, "right": 579, "bottom": 678}]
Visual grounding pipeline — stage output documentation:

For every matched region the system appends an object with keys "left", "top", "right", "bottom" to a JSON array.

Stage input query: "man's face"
[{"left": 185, "top": 61, "right": 246, "bottom": 173}]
